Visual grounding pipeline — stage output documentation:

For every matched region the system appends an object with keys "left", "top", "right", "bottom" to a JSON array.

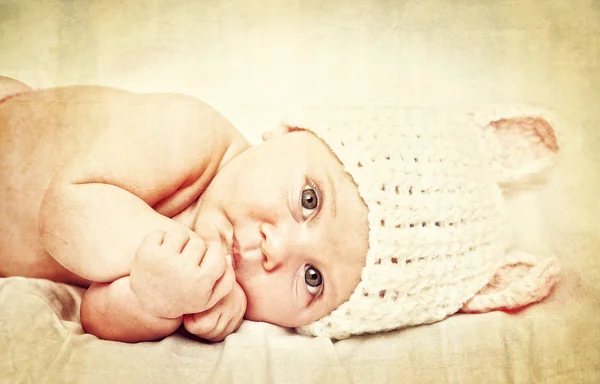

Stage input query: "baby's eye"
[
  {"left": 300, "top": 183, "right": 320, "bottom": 221},
  {"left": 304, "top": 265, "right": 323, "bottom": 296}
]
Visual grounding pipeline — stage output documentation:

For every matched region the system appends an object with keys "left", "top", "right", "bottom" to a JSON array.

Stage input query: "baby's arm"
[
  {"left": 81, "top": 277, "right": 182, "bottom": 343},
  {"left": 39, "top": 93, "right": 249, "bottom": 282},
  {"left": 81, "top": 230, "right": 239, "bottom": 342},
  {"left": 81, "top": 228, "right": 236, "bottom": 342}
]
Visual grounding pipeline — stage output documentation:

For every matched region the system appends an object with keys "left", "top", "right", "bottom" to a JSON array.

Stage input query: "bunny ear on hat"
[
  {"left": 474, "top": 106, "right": 561, "bottom": 186},
  {"left": 461, "top": 251, "right": 560, "bottom": 313},
  {"left": 462, "top": 107, "right": 562, "bottom": 314}
]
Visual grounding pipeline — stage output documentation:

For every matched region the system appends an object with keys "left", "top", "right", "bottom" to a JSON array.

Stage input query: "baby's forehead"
[{"left": 249, "top": 128, "right": 362, "bottom": 204}]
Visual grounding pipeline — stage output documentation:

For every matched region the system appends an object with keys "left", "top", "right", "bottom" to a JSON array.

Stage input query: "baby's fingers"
[
  {"left": 181, "top": 237, "right": 208, "bottom": 264},
  {"left": 162, "top": 229, "right": 190, "bottom": 252},
  {"left": 183, "top": 312, "right": 220, "bottom": 340},
  {"left": 203, "top": 255, "right": 235, "bottom": 309},
  {"left": 183, "top": 303, "right": 237, "bottom": 342},
  {"left": 139, "top": 230, "right": 165, "bottom": 248},
  {"left": 195, "top": 241, "right": 228, "bottom": 281},
  {"left": 205, "top": 316, "right": 237, "bottom": 342},
  {"left": 210, "top": 309, "right": 244, "bottom": 342}
]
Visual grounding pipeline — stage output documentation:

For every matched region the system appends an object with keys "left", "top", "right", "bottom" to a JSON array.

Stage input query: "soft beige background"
[{"left": 1, "top": 0, "right": 599, "bottom": 383}]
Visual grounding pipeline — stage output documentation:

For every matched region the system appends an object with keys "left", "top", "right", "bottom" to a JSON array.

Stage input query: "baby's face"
[{"left": 194, "top": 130, "right": 369, "bottom": 327}]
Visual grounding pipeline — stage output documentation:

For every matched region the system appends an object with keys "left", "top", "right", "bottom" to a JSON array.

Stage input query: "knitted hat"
[{"left": 281, "top": 106, "right": 560, "bottom": 340}]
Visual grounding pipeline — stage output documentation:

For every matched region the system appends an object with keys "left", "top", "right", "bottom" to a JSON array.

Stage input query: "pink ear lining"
[
  {"left": 489, "top": 116, "right": 560, "bottom": 153},
  {"left": 460, "top": 252, "right": 560, "bottom": 314},
  {"left": 479, "top": 115, "right": 561, "bottom": 185}
]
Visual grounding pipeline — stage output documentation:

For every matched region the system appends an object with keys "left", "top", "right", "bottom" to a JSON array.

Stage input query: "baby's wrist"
[{"left": 128, "top": 275, "right": 184, "bottom": 319}]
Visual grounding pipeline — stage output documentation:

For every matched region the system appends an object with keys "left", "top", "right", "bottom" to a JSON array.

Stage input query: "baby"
[{"left": 0, "top": 76, "right": 560, "bottom": 343}]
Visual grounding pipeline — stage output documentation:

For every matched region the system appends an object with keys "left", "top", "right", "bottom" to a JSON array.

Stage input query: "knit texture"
[{"left": 282, "top": 107, "right": 560, "bottom": 340}]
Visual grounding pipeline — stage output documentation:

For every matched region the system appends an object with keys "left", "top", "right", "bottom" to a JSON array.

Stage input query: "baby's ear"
[
  {"left": 261, "top": 123, "right": 292, "bottom": 142},
  {"left": 261, "top": 123, "right": 307, "bottom": 141},
  {"left": 478, "top": 114, "right": 560, "bottom": 186}
]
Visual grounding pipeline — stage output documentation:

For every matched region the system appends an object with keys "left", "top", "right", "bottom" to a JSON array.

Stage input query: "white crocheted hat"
[{"left": 282, "top": 107, "right": 560, "bottom": 340}]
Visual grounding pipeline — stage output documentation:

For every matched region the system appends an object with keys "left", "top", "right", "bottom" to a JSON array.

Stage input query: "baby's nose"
[{"left": 260, "top": 222, "right": 293, "bottom": 271}]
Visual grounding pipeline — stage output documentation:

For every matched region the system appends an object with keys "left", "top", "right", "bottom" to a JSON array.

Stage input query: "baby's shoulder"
[{"left": 128, "top": 90, "right": 251, "bottom": 185}]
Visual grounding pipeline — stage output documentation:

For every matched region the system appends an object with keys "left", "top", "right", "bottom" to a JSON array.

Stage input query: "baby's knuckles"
[
  {"left": 196, "top": 242, "right": 227, "bottom": 284},
  {"left": 177, "top": 244, "right": 226, "bottom": 310},
  {"left": 183, "top": 312, "right": 218, "bottom": 338},
  {"left": 130, "top": 230, "right": 197, "bottom": 318},
  {"left": 183, "top": 282, "right": 246, "bottom": 342},
  {"left": 181, "top": 268, "right": 231, "bottom": 315},
  {"left": 131, "top": 228, "right": 233, "bottom": 317}
]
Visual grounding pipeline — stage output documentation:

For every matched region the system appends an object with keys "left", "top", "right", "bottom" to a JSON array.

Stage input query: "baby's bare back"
[{"left": 0, "top": 86, "right": 160, "bottom": 285}]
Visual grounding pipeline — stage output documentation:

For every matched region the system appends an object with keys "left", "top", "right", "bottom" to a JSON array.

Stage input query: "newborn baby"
[
  {"left": 0, "top": 76, "right": 367, "bottom": 342},
  {"left": 0, "top": 76, "right": 560, "bottom": 343}
]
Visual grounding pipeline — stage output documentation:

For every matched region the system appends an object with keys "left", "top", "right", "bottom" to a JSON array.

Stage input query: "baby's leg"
[{"left": 0, "top": 76, "right": 32, "bottom": 103}]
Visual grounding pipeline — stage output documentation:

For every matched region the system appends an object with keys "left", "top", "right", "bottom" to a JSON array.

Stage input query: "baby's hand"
[
  {"left": 183, "top": 281, "right": 247, "bottom": 342},
  {"left": 130, "top": 228, "right": 235, "bottom": 319}
]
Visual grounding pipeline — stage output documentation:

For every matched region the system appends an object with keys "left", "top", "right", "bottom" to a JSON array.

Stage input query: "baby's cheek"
[
  {"left": 238, "top": 283, "right": 278, "bottom": 323},
  {"left": 234, "top": 278, "right": 255, "bottom": 316},
  {"left": 235, "top": 273, "right": 302, "bottom": 326},
  {"left": 240, "top": 295, "right": 263, "bottom": 321}
]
